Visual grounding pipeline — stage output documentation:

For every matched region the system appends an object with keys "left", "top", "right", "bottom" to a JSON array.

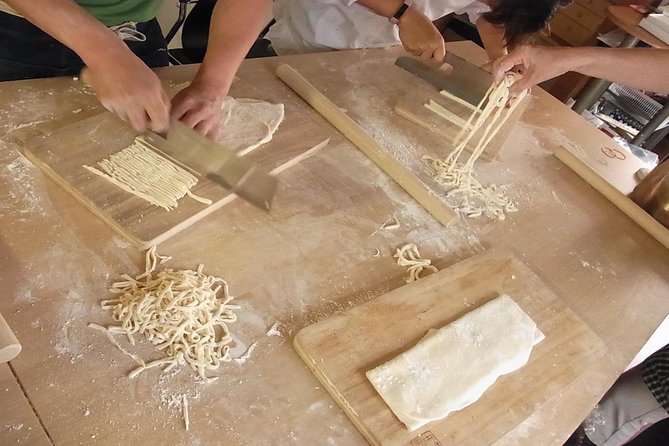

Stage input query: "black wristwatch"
[{"left": 388, "top": 2, "right": 412, "bottom": 24}]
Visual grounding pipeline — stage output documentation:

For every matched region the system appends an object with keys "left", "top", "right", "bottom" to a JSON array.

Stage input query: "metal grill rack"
[{"left": 594, "top": 84, "right": 669, "bottom": 137}]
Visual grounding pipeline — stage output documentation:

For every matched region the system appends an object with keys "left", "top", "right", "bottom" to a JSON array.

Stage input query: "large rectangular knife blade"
[
  {"left": 395, "top": 53, "right": 491, "bottom": 106},
  {"left": 142, "top": 120, "right": 278, "bottom": 211}
]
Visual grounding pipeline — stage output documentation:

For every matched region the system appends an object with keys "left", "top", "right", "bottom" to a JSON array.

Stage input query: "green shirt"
[{"left": 76, "top": 0, "right": 163, "bottom": 26}]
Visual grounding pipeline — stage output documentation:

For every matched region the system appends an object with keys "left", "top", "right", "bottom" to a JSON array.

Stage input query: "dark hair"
[{"left": 483, "top": 0, "right": 573, "bottom": 47}]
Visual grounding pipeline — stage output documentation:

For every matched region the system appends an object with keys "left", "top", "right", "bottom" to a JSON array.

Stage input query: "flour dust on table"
[{"left": 217, "top": 97, "right": 284, "bottom": 155}]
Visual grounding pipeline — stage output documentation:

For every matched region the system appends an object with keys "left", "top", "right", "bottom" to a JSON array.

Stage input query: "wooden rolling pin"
[{"left": 0, "top": 312, "right": 22, "bottom": 364}]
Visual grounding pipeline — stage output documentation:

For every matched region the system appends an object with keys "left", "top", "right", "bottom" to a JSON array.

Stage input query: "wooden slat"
[{"left": 394, "top": 89, "right": 528, "bottom": 162}]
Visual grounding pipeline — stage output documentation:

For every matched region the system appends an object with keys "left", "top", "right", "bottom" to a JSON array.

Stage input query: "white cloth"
[{"left": 266, "top": 0, "right": 490, "bottom": 55}]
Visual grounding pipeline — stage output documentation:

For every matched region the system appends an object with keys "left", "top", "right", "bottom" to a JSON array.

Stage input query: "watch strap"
[{"left": 389, "top": 2, "right": 411, "bottom": 24}]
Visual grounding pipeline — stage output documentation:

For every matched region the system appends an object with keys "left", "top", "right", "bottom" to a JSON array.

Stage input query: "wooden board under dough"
[
  {"left": 293, "top": 250, "right": 607, "bottom": 446},
  {"left": 394, "top": 88, "right": 528, "bottom": 162},
  {"left": 19, "top": 83, "right": 332, "bottom": 249}
]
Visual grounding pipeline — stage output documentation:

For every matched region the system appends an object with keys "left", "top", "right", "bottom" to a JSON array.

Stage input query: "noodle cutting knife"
[
  {"left": 395, "top": 53, "right": 491, "bottom": 107},
  {"left": 143, "top": 120, "right": 278, "bottom": 212}
]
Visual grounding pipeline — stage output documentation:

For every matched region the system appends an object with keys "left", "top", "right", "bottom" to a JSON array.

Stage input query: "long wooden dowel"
[
  {"left": 554, "top": 146, "right": 669, "bottom": 250},
  {"left": 276, "top": 64, "right": 458, "bottom": 227},
  {"left": 0, "top": 312, "right": 21, "bottom": 364}
]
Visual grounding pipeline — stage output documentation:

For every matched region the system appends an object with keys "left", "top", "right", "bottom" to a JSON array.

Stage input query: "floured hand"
[
  {"left": 81, "top": 53, "right": 170, "bottom": 134},
  {"left": 171, "top": 81, "right": 227, "bottom": 140}
]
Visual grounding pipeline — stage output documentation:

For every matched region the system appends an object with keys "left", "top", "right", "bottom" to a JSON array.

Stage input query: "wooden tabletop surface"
[
  {"left": 607, "top": 5, "right": 669, "bottom": 49},
  {"left": 1, "top": 41, "right": 669, "bottom": 445}
]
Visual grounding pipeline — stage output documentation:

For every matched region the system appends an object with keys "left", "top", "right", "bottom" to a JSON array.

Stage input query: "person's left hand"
[
  {"left": 171, "top": 81, "right": 226, "bottom": 139},
  {"left": 491, "top": 45, "right": 568, "bottom": 94}
]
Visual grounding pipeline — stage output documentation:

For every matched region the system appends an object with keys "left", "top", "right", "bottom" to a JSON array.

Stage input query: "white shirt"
[{"left": 266, "top": 0, "right": 490, "bottom": 55}]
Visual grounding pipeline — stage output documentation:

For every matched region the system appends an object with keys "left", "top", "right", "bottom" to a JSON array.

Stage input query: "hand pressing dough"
[
  {"left": 83, "top": 97, "right": 283, "bottom": 210},
  {"left": 217, "top": 97, "right": 285, "bottom": 155},
  {"left": 366, "top": 294, "right": 544, "bottom": 431}
]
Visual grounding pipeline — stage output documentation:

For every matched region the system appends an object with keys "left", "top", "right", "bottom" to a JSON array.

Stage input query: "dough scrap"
[
  {"left": 394, "top": 243, "right": 438, "bottom": 283},
  {"left": 217, "top": 97, "right": 285, "bottom": 155},
  {"left": 366, "top": 294, "right": 544, "bottom": 431}
]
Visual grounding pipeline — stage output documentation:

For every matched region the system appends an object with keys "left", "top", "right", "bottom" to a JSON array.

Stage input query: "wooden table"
[
  {"left": 572, "top": 6, "right": 669, "bottom": 148},
  {"left": 607, "top": 5, "right": 669, "bottom": 49},
  {"left": 1, "top": 41, "right": 669, "bottom": 445},
  {"left": 0, "top": 365, "right": 51, "bottom": 445}
]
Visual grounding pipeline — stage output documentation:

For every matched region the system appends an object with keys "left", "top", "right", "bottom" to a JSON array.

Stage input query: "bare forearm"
[
  {"left": 4, "top": 0, "right": 128, "bottom": 69},
  {"left": 494, "top": 45, "right": 669, "bottom": 94},
  {"left": 194, "top": 0, "right": 273, "bottom": 91},
  {"left": 565, "top": 47, "right": 669, "bottom": 93}
]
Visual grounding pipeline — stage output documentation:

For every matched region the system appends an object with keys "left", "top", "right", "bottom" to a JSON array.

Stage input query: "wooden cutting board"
[
  {"left": 293, "top": 250, "right": 607, "bottom": 446},
  {"left": 553, "top": 142, "right": 669, "bottom": 250},
  {"left": 20, "top": 83, "right": 332, "bottom": 249},
  {"left": 394, "top": 89, "right": 528, "bottom": 162}
]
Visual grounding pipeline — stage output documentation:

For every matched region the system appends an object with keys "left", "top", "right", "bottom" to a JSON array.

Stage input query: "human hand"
[
  {"left": 81, "top": 52, "right": 170, "bottom": 133},
  {"left": 492, "top": 46, "right": 569, "bottom": 94},
  {"left": 397, "top": 6, "right": 446, "bottom": 64},
  {"left": 171, "top": 80, "right": 227, "bottom": 140}
]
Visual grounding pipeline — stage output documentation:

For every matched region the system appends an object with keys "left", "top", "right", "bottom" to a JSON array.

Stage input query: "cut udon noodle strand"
[
  {"left": 84, "top": 136, "right": 212, "bottom": 211},
  {"left": 89, "top": 246, "right": 239, "bottom": 382},
  {"left": 425, "top": 73, "right": 526, "bottom": 219}
]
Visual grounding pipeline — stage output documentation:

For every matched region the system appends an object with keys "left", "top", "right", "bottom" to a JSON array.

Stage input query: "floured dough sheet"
[
  {"left": 217, "top": 97, "right": 284, "bottom": 155},
  {"left": 366, "top": 294, "right": 544, "bottom": 431}
]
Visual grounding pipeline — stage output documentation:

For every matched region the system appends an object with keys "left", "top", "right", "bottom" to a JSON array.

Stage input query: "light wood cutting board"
[
  {"left": 20, "top": 85, "right": 332, "bottom": 248},
  {"left": 293, "top": 250, "right": 607, "bottom": 446}
]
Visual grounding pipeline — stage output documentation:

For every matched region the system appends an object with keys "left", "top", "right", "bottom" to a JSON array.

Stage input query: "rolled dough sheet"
[
  {"left": 366, "top": 294, "right": 544, "bottom": 431},
  {"left": 217, "top": 97, "right": 285, "bottom": 155}
]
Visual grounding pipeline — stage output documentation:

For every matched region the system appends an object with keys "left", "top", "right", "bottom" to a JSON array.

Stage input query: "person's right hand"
[
  {"left": 81, "top": 50, "right": 170, "bottom": 134},
  {"left": 397, "top": 6, "right": 446, "bottom": 64},
  {"left": 492, "top": 46, "right": 569, "bottom": 94}
]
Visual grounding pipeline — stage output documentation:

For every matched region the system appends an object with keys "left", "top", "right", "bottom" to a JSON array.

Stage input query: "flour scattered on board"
[
  {"left": 54, "top": 289, "right": 87, "bottom": 357},
  {"left": 2, "top": 154, "right": 48, "bottom": 217},
  {"left": 15, "top": 288, "right": 38, "bottom": 304},
  {"left": 266, "top": 322, "right": 283, "bottom": 337},
  {"left": 233, "top": 342, "right": 258, "bottom": 365},
  {"left": 583, "top": 404, "right": 607, "bottom": 436}
]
